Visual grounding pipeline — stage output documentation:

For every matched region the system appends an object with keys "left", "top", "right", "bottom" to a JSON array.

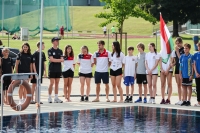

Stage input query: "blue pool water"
[{"left": 2, "top": 106, "right": 200, "bottom": 132}]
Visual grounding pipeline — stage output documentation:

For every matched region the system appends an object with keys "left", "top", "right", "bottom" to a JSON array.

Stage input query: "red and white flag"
[{"left": 160, "top": 13, "right": 174, "bottom": 64}]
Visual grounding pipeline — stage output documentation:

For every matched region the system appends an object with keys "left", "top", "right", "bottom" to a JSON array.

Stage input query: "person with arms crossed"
[
  {"left": 62, "top": 45, "right": 75, "bottom": 102},
  {"left": 92, "top": 40, "right": 111, "bottom": 102},
  {"left": 179, "top": 43, "right": 193, "bottom": 106},
  {"left": 174, "top": 37, "right": 184, "bottom": 105},
  {"left": 31, "top": 42, "right": 47, "bottom": 104},
  {"left": 110, "top": 41, "right": 124, "bottom": 103},
  {"left": 77, "top": 46, "right": 94, "bottom": 102},
  {"left": 135, "top": 43, "right": 148, "bottom": 103},
  {"left": 145, "top": 43, "right": 160, "bottom": 104},
  {"left": 48, "top": 37, "right": 64, "bottom": 103},
  {"left": 123, "top": 46, "right": 137, "bottom": 103}
]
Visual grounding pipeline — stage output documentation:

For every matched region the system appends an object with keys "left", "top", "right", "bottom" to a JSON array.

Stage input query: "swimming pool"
[{"left": 2, "top": 106, "right": 200, "bottom": 132}]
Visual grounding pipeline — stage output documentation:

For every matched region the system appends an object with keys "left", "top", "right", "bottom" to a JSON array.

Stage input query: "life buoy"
[{"left": 7, "top": 80, "right": 32, "bottom": 111}]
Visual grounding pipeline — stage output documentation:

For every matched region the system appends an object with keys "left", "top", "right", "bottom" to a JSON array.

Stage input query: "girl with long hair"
[
  {"left": 77, "top": 46, "right": 94, "bottom": 102},
  {"left": 110, "top": 41, "right": 124, "bottom": 103},
  {"left": 15, "top": 42, "right": 33, "bottom": 104},
  {"left": 62, "top": 45, "right": 75, "bottom": 102},
  {"left": 145, "top": 43, "right": 160, "bottom": 104}
]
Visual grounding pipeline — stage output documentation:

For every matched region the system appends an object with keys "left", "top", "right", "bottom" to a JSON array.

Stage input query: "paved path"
[{"left": 0, "top": 77, "right": 199, "bottom": 116}]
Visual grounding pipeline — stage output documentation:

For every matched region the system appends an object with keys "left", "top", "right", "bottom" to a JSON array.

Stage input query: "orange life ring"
[{"left": 7, "top": 80, "right": 32, "bottom": 111}]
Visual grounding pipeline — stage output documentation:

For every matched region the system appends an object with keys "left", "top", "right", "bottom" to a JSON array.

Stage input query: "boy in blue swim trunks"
[{"left": 123, "top": 47, "right": 137, "bottom": 103}]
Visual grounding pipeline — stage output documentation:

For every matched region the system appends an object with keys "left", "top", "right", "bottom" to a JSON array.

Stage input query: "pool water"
[{"left": 2, "top": 106, "right": 200, "bottom": 132}]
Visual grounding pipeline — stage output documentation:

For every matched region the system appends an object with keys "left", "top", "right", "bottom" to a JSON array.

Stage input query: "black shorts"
[
  {"left": 31, "top": 75, "right": 43, "bottom": 84},
  {"left": 110, "top": 68, "right": 122, "bottom": 77},
  {"left": 79, "top": 72, "right": 93, "bottom": 78},
  {"left": 104, "top": 31, "right": 107, "bottom": 34},
  {"left": 49, "top": 72, "right": 62, "bottom": 78},
  {"left": 62, "top": 69, "right": 74, "bottom": 78},
  {"left": 182, "top": 78, "right": 192, "bottom": 86},
  {"left": 175, "top": 67, "right": 180, "bottom": 74},
  {"left": 160, "top": 71, "right": 173, "bottom": 74},
  {"left": 3, "top": 79, "right": 12, "bottom": 91},
  {"left": 136, "top": 74, "right": 148, "bottom": 84},
  {"left": 94, "top": 71, "right": 109, "bottom": 84}
]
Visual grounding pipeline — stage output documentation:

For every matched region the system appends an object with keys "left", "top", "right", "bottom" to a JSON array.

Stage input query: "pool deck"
[{"left": 1, "top": 78, "right": 200, "bottom": 116}]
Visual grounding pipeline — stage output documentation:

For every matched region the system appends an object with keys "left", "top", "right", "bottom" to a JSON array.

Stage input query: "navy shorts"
[
  {"left": 124, "top": 76, "right": 134, "bottom": 86},
  {"left": 94, "top": 71, "right": 109, "bottom": 84}
]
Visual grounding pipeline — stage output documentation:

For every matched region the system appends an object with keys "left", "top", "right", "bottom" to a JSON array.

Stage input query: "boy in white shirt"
[{"left": 123, "top": 47, "right": 138, "bottom": 103}]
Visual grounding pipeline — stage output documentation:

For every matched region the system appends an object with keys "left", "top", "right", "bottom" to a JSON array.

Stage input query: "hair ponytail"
[{"left": 154, "top": 48, "right": 157, "bottom": 54}]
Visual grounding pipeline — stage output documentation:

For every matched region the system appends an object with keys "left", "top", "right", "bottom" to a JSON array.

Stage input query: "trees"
[
  {"left": 95, "top": 0, "right": 156, "bottom": 48},
  {"left": 142, "top": 0, "right": 200, "bottom": 37}
]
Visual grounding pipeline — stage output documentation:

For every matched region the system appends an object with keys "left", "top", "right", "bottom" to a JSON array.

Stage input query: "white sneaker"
[
  {"left": 54, "top": 97, "right": 63, "bottom": 103},
  {"left": 175, "top": 101, "right": 183, "bottom": 105},
  {"left": 18, "top": 99, "right": 23, "bottom": 104},
  {"left": 48, "top": 97, "right": 52, "bottom": 103},
  {"left": 152, "top": 99, "right": 156, "bottom": 104},
  {"left": 148, "top": 98, "right": 152, "bottom": 104}
]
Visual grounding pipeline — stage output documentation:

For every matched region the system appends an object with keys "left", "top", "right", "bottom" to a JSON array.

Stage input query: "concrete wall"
[{"left": 68, "top": 0, "right": 105, "bottom": 6}]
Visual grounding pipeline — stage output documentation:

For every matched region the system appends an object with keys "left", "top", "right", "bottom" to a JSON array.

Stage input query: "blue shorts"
[{"left": 124, "top": 76, "right": 134, "bottom": 86}]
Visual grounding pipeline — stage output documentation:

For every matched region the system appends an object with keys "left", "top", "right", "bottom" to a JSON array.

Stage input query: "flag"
[{"left": 160, "top": 13, "right": 174, "bottom": 64}]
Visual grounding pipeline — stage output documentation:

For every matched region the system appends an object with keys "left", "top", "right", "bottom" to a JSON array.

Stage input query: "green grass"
[
  {"left": 0, "top": 6, "right": 172, "bottom": 35},
  {"left": 0, "top": 34, "right": 195, "bottom": 76}
]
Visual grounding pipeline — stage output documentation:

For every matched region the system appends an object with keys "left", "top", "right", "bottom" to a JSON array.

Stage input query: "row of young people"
[
  {"left": 67, "top": 38, "right": 199, "bottom": 106},
  {"left": 2, "top": 37, "right": 200, "bottom": 106},
  {"left": 45, "top": 37, "right": 189, "bottom": 105}
]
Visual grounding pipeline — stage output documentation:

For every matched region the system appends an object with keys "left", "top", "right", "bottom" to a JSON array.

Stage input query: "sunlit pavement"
[{"left": 1, "top": 78, "right": 198, "bottom": 116}]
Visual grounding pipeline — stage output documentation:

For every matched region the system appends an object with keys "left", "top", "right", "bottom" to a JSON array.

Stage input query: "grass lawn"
[
  {"left": 0, "top": 6, "right": 172, "bottom": 35},
  {"left": 0, "top": 34, "right": 195, "bottom": 76}
]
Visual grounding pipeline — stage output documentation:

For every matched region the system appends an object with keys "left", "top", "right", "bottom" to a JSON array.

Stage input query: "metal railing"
[{"left": 0, "top": 73, "right": 40, "bottom": 132}]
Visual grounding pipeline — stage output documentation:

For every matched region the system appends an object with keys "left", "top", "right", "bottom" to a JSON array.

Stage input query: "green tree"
[
  {"left": 95, "top": 0, "right": 156, "bottom": 48},
  {"left": 142, "top": 0, "right": 200, "bottom": 37}
]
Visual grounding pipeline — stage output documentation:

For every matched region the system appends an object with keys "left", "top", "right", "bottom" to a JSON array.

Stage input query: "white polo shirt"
[
  {"left": 160, "top": 50, "right": 176, "bottom": 71},
  {"left": 145, "top": 52, "right": 160, "bottom": 74},
  {"left": 77, "top": 53, "right": 94, "bottom": 74},
  {"left": 110, "top": 52, "right": 125, "bottom": 71},
  {"left": 123, "top": 55, "right": 138, "bottom": 77},
  {"left": 62, "top": 56, "right": 76, "bottom": 72},
  {"left": 93, "top": 49, "right": 111, "bottom": 73}
]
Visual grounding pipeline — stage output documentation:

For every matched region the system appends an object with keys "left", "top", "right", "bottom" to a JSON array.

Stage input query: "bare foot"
[
  {"left": 68, "top": 99, "right": 72, "bottom": 102},
  {"left": 92, "top": 98, "right": 100, "bottom": 102},
  {"left": 106, "top": 99, "right": 110, "bottom": 102},
  {"left": 118, "top": 100, "right": 124, "bottom": 103},
  {"left": 111, "top": 100, "right": 117, "bottom": 103}
]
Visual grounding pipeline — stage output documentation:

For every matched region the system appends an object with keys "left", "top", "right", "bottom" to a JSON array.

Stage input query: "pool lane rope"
[{"left": 7, "top": 80, "right": 32, "bottom": 111}]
